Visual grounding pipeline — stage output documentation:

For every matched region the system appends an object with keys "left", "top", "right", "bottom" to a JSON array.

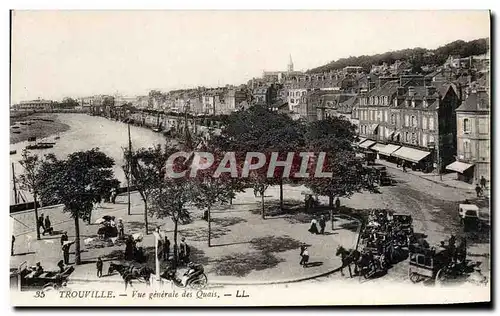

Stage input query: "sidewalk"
[
  {"left": 376, "top": 159, "right": 488, "bottom": 195},
  {"left": 11, "top": 188, "right": 360, "bottom": 286}
]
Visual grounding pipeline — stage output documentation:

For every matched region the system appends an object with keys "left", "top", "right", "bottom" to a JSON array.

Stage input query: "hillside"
[{"left": 307, "top": 38, "right": 489, "bottom": 74}]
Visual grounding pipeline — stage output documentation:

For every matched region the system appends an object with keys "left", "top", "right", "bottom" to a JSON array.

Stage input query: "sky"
[{"left": 11, "top": 10, "right": 490, "bottom": 103}]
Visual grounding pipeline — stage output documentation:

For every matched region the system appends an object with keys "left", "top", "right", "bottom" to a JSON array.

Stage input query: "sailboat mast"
[
  {"left": 12, "top": 163, "right": 18, "bottom": 205},
  {"left": 127, "top": 122, "right": 132, "bottom": 215}
]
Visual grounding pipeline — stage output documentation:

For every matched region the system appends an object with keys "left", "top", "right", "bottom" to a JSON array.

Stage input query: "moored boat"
[{"left": 10, "top": 150, "right": 16, "bottom": 155}]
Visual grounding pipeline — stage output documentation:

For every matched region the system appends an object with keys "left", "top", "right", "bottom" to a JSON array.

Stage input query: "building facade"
[
  {"left": 356, "top": 77, "right": 460, "bottom": 172},
  {"left": 450, "top": 89, "right": 490, "bottom": 182}
]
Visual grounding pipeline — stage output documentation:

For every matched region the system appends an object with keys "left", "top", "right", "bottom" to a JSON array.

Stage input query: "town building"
[
  {"left": 356, "top": 76, "right": 460, "bottom": 173},
  {"left": 447, "top": 89, "right": 490, "bottom": 183},
  {"left": 12, "top": 99, "right": 55, "bottom": 111}
]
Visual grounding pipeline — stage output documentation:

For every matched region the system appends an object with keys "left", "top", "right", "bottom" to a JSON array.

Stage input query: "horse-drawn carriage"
[
  {"left": 13, "top": 261, "right": 74, "bottom": 292},
  {"left": 408, "top": 236, "right": 470, "bottom": 284}
]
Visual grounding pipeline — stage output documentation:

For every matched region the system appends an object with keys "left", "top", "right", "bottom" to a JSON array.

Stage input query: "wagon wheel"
[
  {"left": 435, "top": 268, "right": 447, "bottom": 285},
  {"left": 188, "top": 274, "right": 208, "bottom": 289},
  {"left": 409, "top": 272, "right": 420, "bottom": 283},
  {"left": 42, "top": 283, "right": 57, "bottom": 292}
]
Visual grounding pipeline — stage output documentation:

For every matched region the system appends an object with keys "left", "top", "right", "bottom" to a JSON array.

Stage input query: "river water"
[{"left": 10, "top": 113, "right": 170, "bottom": 204}]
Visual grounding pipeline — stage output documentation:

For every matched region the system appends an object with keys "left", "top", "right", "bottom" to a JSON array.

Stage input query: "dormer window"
[
  {"left": 411, "top": 100, "right": 416, "bottom": 108},
  {"left": 422, "top": 99, "right": 427, "bottom": 107}
]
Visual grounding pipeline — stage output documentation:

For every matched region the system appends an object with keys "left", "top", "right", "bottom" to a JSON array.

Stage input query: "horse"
[
  {"left": 108, "top": 262, "right": 153, "bottom": 290},
  {"left": 336, "top": 246, "right": 361, "bottom": 278}
]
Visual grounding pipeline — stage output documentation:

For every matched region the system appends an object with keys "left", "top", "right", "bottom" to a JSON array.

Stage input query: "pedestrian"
[
  {"left": 96, "top": 257, "right": 103, "bottom": 278},
  {"left": 319, "top": 215, "right": 326, "bottom": 235},
  {"left": 179, "top": 237, "right": 190, "bottom": 264},
  {"left": 62, "top": 240, "right": 75, "bottom": 265},
  {"left": 299, "top": 246, "right": 309, "bottom": 267},
  {"left": 480, "top": 176, "right": 487, "bottom": 190},
  {"left": 308, "top": 218, "right": 319, "bottom": 234},
  {"left": 57, "top": 260, "right": 65, "bottom": 273},
  {"left": 163, "top": 236, "right": 171, "bottom": 261},
  {"left": 44, "top": 216, "right": 53, "bottom": 235},
  {"left": 11, "top": 235, "right": 15, "bottom": 256},
  {"left": 335, "top": 197, "right": 341, "bottom": 211},
  {"left": 110, "top": 187, "right": 117, "bottom": 204},
  {"left": 117, "top": 219, "right": 124, "bottom": 239},
  {"left": 38, "top": 213, "right": 46, "bottom": 236},
  {"left": 402, "top": 161, "right": 407, "bottom": 172},
  {"left": 475, "top": 183, "right": 482, "bottom": 197},
  {"left": 60, "top": 231, "right": 68, "bottom": 246}
]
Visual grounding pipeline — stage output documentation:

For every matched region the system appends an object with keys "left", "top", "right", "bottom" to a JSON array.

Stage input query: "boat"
[
  {"left": 11, "top": 126, "right": 20, "bottom": 129},
  {"left": 12, "top": 131, "right": 21, "bottom": 134},
  {"left": 10, "top": 150, "right": 16, "bottom": 155},
  {"left": 28, "top": 137, "right": 37, "bottom": 142},
  {"left": 25, "top": 143, "right": 54, "bottom": 150}
]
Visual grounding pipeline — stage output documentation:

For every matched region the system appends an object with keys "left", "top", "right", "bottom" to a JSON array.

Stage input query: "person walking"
[
  {"left": 38, "top": 214, "right": 46, "bottom": 236},
  {"left": 60, "top": 231, "right": 68, "bottom": 246},
  {"left": 475, "top": 183, "right": 482, "bottom": 198},
  {"left": 402, "top": 161, "right": 407, "bottom": 172},
  {"left": 179, "top": 237, "right": 190, "bottom": 264},
  {"left": 11, "top": 235, "right": 15, "bottom": 256},
  {"left": 480, "top": 176, "right": 487, "bottom": 190},
  {"left": 57, "top": 260, "right": 65, "bottom": 273},
  {"left": 110, "top": 187, "right": 117, "bottom": 204},
  {"left": 335, "top": 198, "right": 341, "bottom": 211},
  {"left": 308, "top": 218, "right": 319, "bottom": 234},
  {"left": 62, "top": 240, "right": 75, "bottom": 265},
  {"left": 96, "top": 257, "right": 103, "bottom": 278},
  {"left": 163, "top": 236, "right": 171, "bottom": 261},
  {"left": 319, "top": 215, "right": 326, "bottom": 235},
  {"left": 44, "top": 216, "right": 52, "bottom": 235},
  {"left": 117, "top": 219, "right": 124, "bottom": 240},
  {"left": 299, "top": 246, "right": 309, "bottom": 267}
]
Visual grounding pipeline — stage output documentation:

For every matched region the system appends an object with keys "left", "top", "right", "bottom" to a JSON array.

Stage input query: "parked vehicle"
[
  {"left": 458, "top": 204, "right": 480, "bottom": 232},
  {"left": 12, "top": 261, "right": 74, "bottom": 292}
]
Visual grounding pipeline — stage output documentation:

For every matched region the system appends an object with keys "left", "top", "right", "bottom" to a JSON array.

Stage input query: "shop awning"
[
  {"left": 370, "top": 143, "right": 386, "bottom": 152},
  {"left": 379, "top": 144, "right": 401, "bottom": 156},
  {"left": 446, "top": 161, "right": 474, "bottom": 173},
  {"left": 359, "top": 139, "right": 376, "bottom": 149},
  {"left": 391, "top": 146, "right": 431, "bottom": 163},
  {"left": 356, "top": 137, "right": 367, "bottom": 144}
]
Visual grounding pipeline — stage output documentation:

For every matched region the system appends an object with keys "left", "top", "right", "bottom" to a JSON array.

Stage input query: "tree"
[
  {"left": 149, "top": 178, "right": 193, "bottom": 268},
  {"left": 123, "top": 145, "right": 166, "bottom": 235},
  {"left": 191, "top": 149, "right": 243, "bottom": 246},
  {"left": 18, "top": 149, "right": 44, "bottom": 240},
  {"left": 305, "top": 117, "right": 378, "bottom": 228},
  {"left": 38, "top": 148, "right": 116, "bottom": 265}
]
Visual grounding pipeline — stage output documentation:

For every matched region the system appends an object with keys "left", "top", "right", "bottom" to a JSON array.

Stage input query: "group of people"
[
  {"left": 156, "top": 231, "right": 191, "bottom": 265},
  {"left": 308, "top": 215, "right": 327, "bottom": 235},
  {"left": 37, "top": 213, "right": 53, "bottom": 236},
  {"left": 475, "top": 176, "right": 488, "bottom": 197}
]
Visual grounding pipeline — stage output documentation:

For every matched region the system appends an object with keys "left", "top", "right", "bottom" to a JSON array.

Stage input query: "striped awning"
[
  {"left": 359, "top": 139, "right": 376, "bottom": 149},
  {"left": 446, "top": 161, "right": 474, "bottom": 173},
  {"left": 370, "top": 143, "right": 386, "bottom": 152},
  {"left": 391, "top": 146, "right": 431, "bottom": 163},
  {"left": 379, "top": 144, "right": 401, "bottom": 156}
]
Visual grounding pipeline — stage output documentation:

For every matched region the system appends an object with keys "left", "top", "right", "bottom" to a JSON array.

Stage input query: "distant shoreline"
[{"left": 10, "top": 113, "right": 71, "bottom": 145}]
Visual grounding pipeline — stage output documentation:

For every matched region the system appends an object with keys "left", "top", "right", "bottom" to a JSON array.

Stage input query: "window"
[
  {"left": 405, "top": 132, "right": 410, "bottom": 142},
  {"left": 390, "top": 114, "right": 396, "bottom": 125},
  {"left": 302, "top": 91, "right": 306, "bottom": 96},
  {"left": 394, "top": 98, "right": 398, "bottom": 106},
  {"left": 375, "top": 96, "right": 379, "bottom": 105},
  {"left": 370, "top": 110, "right": 374, "bottom": 121},
  {"left": 384, "top": 96, "right": 389, "bottom": 105},
  {"left": 429, "top": 117, "right": 435, "bottom": 130},
  {"left": 422, "top": 99, "right": 427, "bottom": 107},
  {"left": 463, "top": 118, "right": 471, "bottom": 133},
  {"left": 370, "top": 97, "right": 374, "bottom": 104},
  {"left": 411, "top": 115, "right": 417, "bottom": 127},
  {"left": 411, "top": 133, "right": 417, "bottom": 145},
  {"left": 422, "top": 117, "right": 427, "bottom": 130},
  {"left": 479, "top": 118, "right": 489, "bottom": 134},
  {"left": 411, "top": 100, "right": 416, "bottom": 108},
  {"left": 422, "top": 134, "right": 427, "bottom": 147},
  {"left": 384, "top": 110, "right": 388, "bottom": 122},
  {"left": 429, "top": 135, "right": 435, "bottom": 144},
  {"left": 404, "top": 115, "right": 409, "bottom": 127},
  {"left": 463, "top": 140, "right": 471, "bottom": 159}
]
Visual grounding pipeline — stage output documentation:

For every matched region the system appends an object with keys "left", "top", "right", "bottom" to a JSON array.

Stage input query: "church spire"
[{"left": 288, "top": 54, "right": 294, "bottom": 72}]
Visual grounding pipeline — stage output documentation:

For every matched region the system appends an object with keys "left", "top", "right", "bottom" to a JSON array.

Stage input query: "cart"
[
  {"left": 13, "top": 261, "right": 74, "bottom": 292},
  {"left": 458, "top": 204, "right": 480, "bottom": 232}
]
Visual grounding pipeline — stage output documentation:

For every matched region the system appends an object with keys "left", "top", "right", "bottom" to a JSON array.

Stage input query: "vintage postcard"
[{"left": 9, "top": 10, "right": 491, "bottom": 306}]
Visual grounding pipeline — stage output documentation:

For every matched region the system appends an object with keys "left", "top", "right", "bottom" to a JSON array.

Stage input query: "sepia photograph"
[{"left": 8, "top": 10, "right": 491, "bottom": 307}]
